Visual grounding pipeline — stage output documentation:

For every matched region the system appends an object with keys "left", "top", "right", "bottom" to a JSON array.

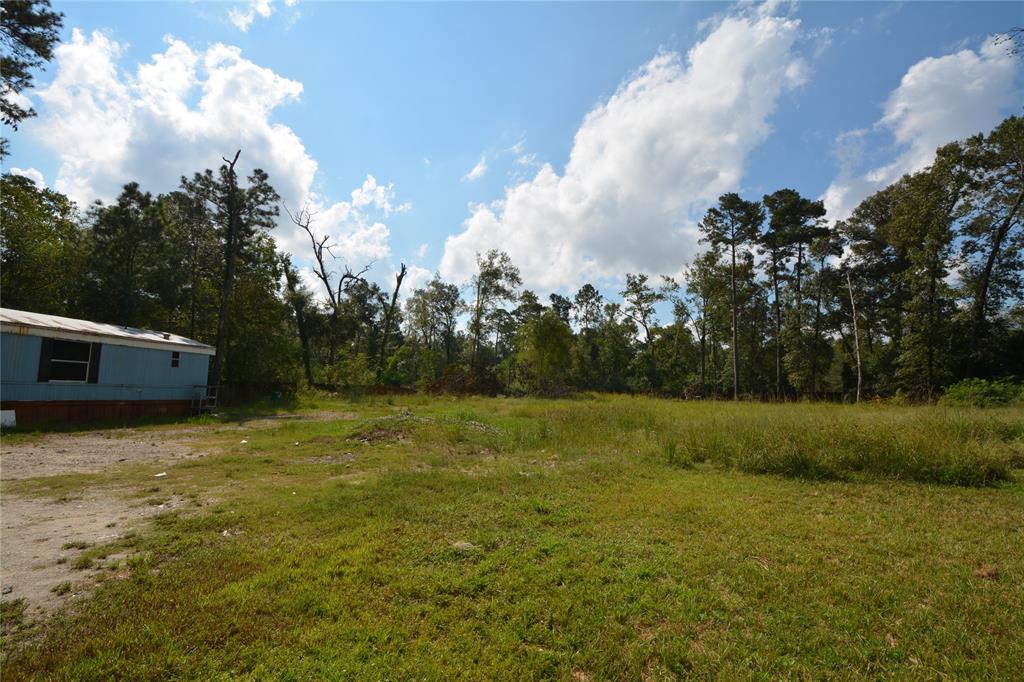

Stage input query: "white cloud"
[
  {"left": 416, "top": 243, "right": 429, "bottom": 258},
  {"left": 34, "top": 30, "right": 315, "bottom": 211},
  {"left": 440, "top": 10, "right": 807, "bottom": 291},
  {"left": 10, "top": 167, "right": 45, "bottom": 187},
  {"left": 400, "top": 264, "right": 433, "bottom": 296},
  {"left": 228, "top": 0, "right": 274, "bottom": 32},
  {"left": 505, "top": 138, "right": 526, "bottom": 156},
  {"left": 823, "top": 38, "right": 1019, "bottom": 221},
  {"left": 462, "top": 156, "right": 488, "bottom": 182},
  {"left": 423, "top": 157, "right": 431, "bottom": 167},
  {"left": 32, "top": 29, "right": 406, "bottom": 294},
  {"left": 807, "top": 26, "right": 835, "bottom": 59},
  {"left": 2, "top": 87, "right": 33, "bottom": 115},
  {"left": 350, "top": 174, "right": 410, "bottom": 216}
]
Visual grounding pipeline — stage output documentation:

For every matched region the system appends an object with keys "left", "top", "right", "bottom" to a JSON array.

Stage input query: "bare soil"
[
  {"left": 0, "top": 432, "right": 202, "bottom": 481},
  {"left": 1, "top": 490, "right": 190, "bottom": 617},
  {"left": 0, "top": 428, "right": 209, "bottom": 617},
  {"left": 0, "top": 411, "right": 358, "bottom": 617}
]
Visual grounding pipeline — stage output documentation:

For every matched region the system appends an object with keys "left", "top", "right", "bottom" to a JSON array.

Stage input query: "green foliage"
[
  {"left": 83, "top": 182, "right": 170, "bottom": 327},
  {"left": 940, "top": 379, "right": 1024, "bottom": 407},
  {"left": 0, "top": 173, "right": 83, "bottom": 314},
  {"left": 4, "top": 115, "right": 1023, "bottom": 401},
  {"left": 514, "top": 308, "right": 574, "bottom": 396},
  {"left": 381, "top": 344, "right": 419, "bottom": 387},
  {"left": 0, "top": 0, "right": 63, "bottom": 155},
  {"left": 322, "top": 348, "right": 376, "bottom": 393}
]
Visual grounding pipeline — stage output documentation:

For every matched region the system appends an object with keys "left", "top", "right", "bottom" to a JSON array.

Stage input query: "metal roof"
[{"left": 0, "top": 308, "right": 216, "bottom": 356}]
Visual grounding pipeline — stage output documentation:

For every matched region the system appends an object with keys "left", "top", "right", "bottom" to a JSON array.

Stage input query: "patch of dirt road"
[
  {"left": 1, "top": 412, "right": 354, "bottom": 619},
  {"left": 1, "top": 430, "right": 206, "bottom": 619}
]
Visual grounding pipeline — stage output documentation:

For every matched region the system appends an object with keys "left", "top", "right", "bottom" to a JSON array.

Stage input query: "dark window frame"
[
  {"left": 171, "top": 351, "right": 180, "bottom": 368},
  {"left": 37, "top": 338, "right": 102, "bottom": 384}
]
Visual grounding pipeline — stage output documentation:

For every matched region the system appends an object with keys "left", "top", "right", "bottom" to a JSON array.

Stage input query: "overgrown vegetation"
[
  {"left": 2, "top": 395, "right": 1021, "bottom": 678},
  {"left": 940, "top": 378, "right": 1024, "bottom": 407}
]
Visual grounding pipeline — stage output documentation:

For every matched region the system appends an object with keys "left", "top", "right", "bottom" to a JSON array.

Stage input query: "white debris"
[
  {"left": 154, "top": 472, "right": 167, "bottom": 478},
  {"left": 240, "top": 440, "right": 248, "bottom": 444}
]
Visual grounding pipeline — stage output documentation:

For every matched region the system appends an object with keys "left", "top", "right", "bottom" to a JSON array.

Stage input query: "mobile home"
[{"left": 0, "top": 308, "right": 215, "bottom": 426}]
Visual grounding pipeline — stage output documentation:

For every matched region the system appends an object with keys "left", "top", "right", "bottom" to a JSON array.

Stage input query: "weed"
[{"left": 663, "top": 438, "right": 692, "bottom": 468}]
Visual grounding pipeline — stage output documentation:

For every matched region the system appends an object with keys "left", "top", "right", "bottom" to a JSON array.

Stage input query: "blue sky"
[{"left": 4, "top": 1, "right": 1022, "bottom": 297}]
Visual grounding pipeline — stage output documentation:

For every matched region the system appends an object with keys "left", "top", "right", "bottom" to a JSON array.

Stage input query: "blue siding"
[
  {"left": 1, "top": 333, "right": 210, "bottom": 401},
  {"left": 1, "top": 333, "right": 41, "bottom": 383}
]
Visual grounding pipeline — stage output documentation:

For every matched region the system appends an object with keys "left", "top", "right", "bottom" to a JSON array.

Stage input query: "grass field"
[{"left": 2, "top": 394, "right": 1023, "bottom": 679}]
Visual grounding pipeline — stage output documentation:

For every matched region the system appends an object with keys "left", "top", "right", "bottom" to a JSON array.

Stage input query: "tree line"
[
  {"left": 2, "top": 115, "right": 1021, "bottom": 400},
  {"left": 2, "top": 2, "right": 1020, "bottom": 400}
]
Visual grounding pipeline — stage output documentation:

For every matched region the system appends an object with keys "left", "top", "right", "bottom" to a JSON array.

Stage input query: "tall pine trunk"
[
  {"left": 209, "top": 150, "right": 241, "bottom": 391},
  {"left": 730, "top": 241, "right": 739, "bottom": 400},
  {"left": 771, "top": 248, "right": 782, "bottom": 400}
]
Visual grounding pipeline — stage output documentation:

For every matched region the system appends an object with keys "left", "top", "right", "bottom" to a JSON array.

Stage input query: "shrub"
[{"left": 939, "top": 379, "right": 1024, "bottom": 407}]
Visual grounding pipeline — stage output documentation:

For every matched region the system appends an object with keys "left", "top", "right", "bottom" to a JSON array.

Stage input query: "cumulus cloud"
[
  {"left": 32, "top": 29, "right": 406, "bottom": 293},
  {"left": 33, "top": 30, "right": 315, "bottom": 211},
  {"left": 10, "top": 167, "right": 45, "bottom": 187},
  {"left": 823, "top": 38, "right": 1019, "bottom": 221},
  {"left": 439, "top": 10, "right": 807, "bottom": 291},
  {"left": 462, "top": 156, "right": 488, "bottom": 182}
]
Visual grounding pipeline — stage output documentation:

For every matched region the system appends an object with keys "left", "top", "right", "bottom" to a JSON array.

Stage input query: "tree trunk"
[
  {"left": 699, "top": 300, "right": 707, "bottom": 396},
  {"left": 471, "top": 279, "right": 483, "bottom": 371},
  {"left": 376, "top": 264, "right": 407, "bottom": 380},
  {"left": 810, "top": 257, "right": 826, "bottom": 398},
  {"left": 209, "top": 150, "right": 241, "bottom": 390},
  {"left": 926, "top": 260, "right": 938, "bottom": 401},
  {"left": 847, "top": 270, "right": 862, "bottom": 404},
  {"left": 795, "top": 242, "right": 804, "bottom": 330},
  {"left": 730, "top": 241, "right": 739, "bottom": 400},
  {"left": 187, "top": 216, "right": 198, "bottom": 340},
  {"left": 771, "top": 249, "right": 783, "bottom": 400},
  {"left": 970, "top": 187, "right": 1023, "bottom": 371}
]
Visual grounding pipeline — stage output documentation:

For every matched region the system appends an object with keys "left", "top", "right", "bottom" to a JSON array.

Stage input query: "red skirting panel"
[{"left": 0, "top": 400, "right": 192, "bottom": 426}]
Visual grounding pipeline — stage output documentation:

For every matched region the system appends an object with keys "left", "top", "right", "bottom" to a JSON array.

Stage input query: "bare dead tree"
[
  {"left": 286, "top": 203, "right": 371, "bottom": 364},
  {"left": 377, "top": 263, "right": 408, "bottom": 379},
  {"left": 287, "top": 204, "right": 371, "bottom": 313}
]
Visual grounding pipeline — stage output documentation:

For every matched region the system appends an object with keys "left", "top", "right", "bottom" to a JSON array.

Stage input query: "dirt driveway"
[
  {"left": 1, "top": 429, "right": 207, "bottom": 617},
  {"left": 1, "top": 412, "right": 356, "bottom": 618}
]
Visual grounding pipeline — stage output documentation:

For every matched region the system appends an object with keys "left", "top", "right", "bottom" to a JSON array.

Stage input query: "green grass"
[{"left": 2, "top": 395, "right": 1023, "bottom": 679}]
